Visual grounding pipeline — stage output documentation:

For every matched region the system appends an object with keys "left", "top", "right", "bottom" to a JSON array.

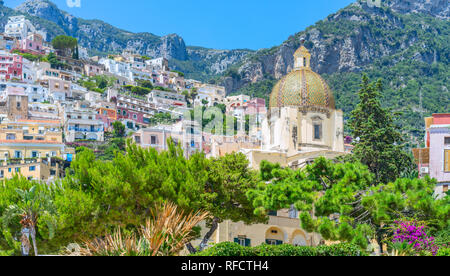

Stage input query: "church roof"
[
  {"left": 269, "top": 59, "right": 335, "bottom": 110},
  {"left": 270, "top": 45, "right": 335, "bottom": 109}
]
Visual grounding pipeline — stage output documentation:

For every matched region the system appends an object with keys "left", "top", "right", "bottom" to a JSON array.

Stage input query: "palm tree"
[{"left": 1, "top": 185, "right": 56, "bottom": 256}]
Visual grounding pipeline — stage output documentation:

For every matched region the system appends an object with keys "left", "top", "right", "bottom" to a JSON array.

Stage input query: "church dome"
[{"left": 269, "top": 46, "right": 335, "bottom": 110}]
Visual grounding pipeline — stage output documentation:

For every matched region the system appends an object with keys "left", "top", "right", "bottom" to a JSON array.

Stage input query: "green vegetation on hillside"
[{"left": 229, "top": 10, "right": 449, "bottom": 146}]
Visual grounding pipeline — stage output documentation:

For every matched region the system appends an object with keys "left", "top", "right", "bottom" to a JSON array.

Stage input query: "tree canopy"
[
  {"left": 247, "top": 157, "right": 449, "bottom": 252},
  {"left": 347, "top": 74, "right": 414, "bottom": 185}
]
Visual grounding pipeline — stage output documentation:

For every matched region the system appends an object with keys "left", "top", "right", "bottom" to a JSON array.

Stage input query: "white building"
[
  {"left": 194, "top": 84, "right": 226, "bottom": 107},
  {"left": 242, "top": 46, "right": 347, "bottom": 170},
  {"left": 63, "top": 102, "right": 104, "bottom": 142},
  {"left": 0, "top": 81, "right": 49, "bottom": 103},
  {"left": 147, "top": 90, "right": 187, "bottom": 109},
  {"left": 145, "top": 57, "right": 169, "bottom": 71},
  {"left": 99, "top": 58, "right": 131, "bottom": 79},
  {"left": 4, "top": 16, "right": 46, "bottom": 41}
]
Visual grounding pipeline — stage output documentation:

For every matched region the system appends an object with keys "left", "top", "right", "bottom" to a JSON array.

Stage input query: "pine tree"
[
  {"left": 348, "top": 74, "right": 413, "bottom": 185},
  {"left": 247, "top": 157, "right": 449, "bottom": 252}
]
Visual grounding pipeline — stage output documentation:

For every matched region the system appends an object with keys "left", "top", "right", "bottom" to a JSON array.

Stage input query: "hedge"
[
  {"left": 436, "top": 247, "right": 450, "bottom": 256},
  {"left": 192, "top": 242, "right": 365, "bottom": 256}
]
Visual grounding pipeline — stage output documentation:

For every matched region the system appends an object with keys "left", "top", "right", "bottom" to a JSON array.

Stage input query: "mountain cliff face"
[
  {"left": 221, "top": 0, "right": 449, "bottom": 92},
  {"left": 14, "top": 0, "right": 188, "bottom": 60},
  {"left": 220, "top": 0, "right": 448, "bottom": 145},
  {"left": 386, "top": 0, "right": 449, "bottom": 18},
  {"left": 2, "top": 0, "right": 448, "bottom": 144},
  {"left": 7, "top": 0, "right": 251, "bottom": 80}
]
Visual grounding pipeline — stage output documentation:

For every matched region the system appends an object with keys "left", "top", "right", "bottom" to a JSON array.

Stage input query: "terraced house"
[
  {"left": 0, "top": 119, "right": 67, "bottom": 181},
  {"left": 63, "top": 101, "right": 105, "bottom": 142},
  {"left": 413, "top": 113, "right": 450, "bottom": 198}
]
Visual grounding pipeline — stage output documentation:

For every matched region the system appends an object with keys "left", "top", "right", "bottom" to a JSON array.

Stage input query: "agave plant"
[
  {"left": 72, "top": 202, "right": 209, "bottom": 256},
  {"left": 386, "top": 241, "right": 415, "bottom": 256}
]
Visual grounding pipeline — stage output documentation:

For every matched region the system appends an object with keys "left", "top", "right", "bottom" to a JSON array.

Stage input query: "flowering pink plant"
[{"left": 393, "top": 220, "right": 439, "bottom": 256}]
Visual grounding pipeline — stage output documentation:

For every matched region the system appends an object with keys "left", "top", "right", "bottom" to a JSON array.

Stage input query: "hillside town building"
[{"left": 413, "top": 113, "right": 450, "bottom": 198}]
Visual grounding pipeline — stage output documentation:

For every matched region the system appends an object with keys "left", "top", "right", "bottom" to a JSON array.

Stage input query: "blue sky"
[{"left": 4, "top": 0, "right": 355, "bottom": 50}]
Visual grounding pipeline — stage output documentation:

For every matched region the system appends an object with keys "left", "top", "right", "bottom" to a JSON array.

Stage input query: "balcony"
[{"left": 68, "top": 127, "right": 103, "bottom": 133}]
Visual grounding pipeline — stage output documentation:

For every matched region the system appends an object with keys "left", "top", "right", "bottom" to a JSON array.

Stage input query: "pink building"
[
  {"left": 16, "top": 34, "right": 45, "bottom": 55},
  {"left": 245, "top": 98, "right": 267, "bottom": 116},
  {"left": 117, "top": 107, "right": 145, "bottom": 125},
  {"left": 413, "top": 113, "right": 450, "bottom": 197},
  {"left": 84, "top": 63, "right": 104, "bottom": 77},
  {"left": 0, "top": 52, "right": 23, "bottom": 81}
]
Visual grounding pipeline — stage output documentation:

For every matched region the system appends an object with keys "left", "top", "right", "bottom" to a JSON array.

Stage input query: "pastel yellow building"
[
  {"left": 186, "top": 210, "right": 322, "bottom": 255},
  {"left": 0, "top": 158, "right": 63, "bottom": 181},
  {"left": 0, "top": 119, "right": 68, "bottom": 181}
]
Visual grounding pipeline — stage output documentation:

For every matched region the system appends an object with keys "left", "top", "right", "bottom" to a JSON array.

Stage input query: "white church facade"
[{"left": 242, "top": 46, "right": 347, "bottom": 169}]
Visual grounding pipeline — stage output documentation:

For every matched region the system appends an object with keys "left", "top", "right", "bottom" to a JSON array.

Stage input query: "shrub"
[
  {"left": 194, "top": 242, "right": 255, "bottom": 257},
  {"left": 393, "top": 220, "right": 439, "bottom": 256},
  {"left": 253, "top": 244, "right": 317, "bottom": 256},
  {"left": 192, "top": 242, "right": 364, "bottom": 256},
  {"left": 436, "top": 247, "right": 450, "bottom": 256}
]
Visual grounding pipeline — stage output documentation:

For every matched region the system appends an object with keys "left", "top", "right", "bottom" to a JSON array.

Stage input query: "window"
[
  {"left": 443, "top": 185, "right": 449, "bottom": 193},
  {"left": 266, "top": 239, "right": 282, "bottom": 245},
  {"left": 313, "top": 124, "right": 322, "bottom": 140},
  {"left": 6, "top": 134, "right": 16, "bottom": 140},
  {"left": 50, "top": 170, "right": 56, "bottom": 176},
  {"left": 268, "top": 210, "right": 277, "bottom": 216},
  {"left": 29, "top": 166, "right": 35, "bottom": 171},
  {"left": 14, "top": 151, "right": 22, "bottom": 159},
  {"left": 15, "top": 168, "right": 20, "bottom": 173},
  {"left": 0, "top": 170, "right": 3, "bottom": 178},
  {"left": 32, "top": 151, "right": 38, "bottom": 158},
  {"left": 234, "top": 237, "right": 251, "bottom": 247},
  {"left": 445, "top": 150, "right": 450, "bottom": 173},
  {"left": 445, "top": 137, "right": 450, "bottom": 145},
  {"left": 151, "top": 136, "right": 157, "bottom": 145}
]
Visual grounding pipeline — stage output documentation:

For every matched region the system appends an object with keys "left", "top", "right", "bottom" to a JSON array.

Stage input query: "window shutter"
[
  {"left": 245, "top": 239, "right": 251, "bottom": 247},
  {"left": 234, "top": 238, "right": 239, "bottom": 244},
  {"left": 276, "top": 240, "right": 283, "bottom": 245},
  {"left": 445, "top": 150, "right": 450, "bottom": 172}
]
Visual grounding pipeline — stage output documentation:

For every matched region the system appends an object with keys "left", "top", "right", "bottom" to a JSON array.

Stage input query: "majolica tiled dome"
[{"left": 269, "top": 46, "right": 335, "bottom": 110}]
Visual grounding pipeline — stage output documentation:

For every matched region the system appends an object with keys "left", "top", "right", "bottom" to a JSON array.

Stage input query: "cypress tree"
[{"left": 348, "top": 74, "right": 413, "bottom": 185}]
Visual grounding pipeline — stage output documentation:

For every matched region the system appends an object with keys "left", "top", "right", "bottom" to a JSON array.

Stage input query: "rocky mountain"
[
  {"left": 1, "top": 0, "right": 448, "bottom": 144},
  {"left": 386, "top": 0, "right": 449, "bottom": 18},
  {"left": 221, "top": 0, "right": 449, "bottom": 92},
  {"left": 1, "top": 0, "right": 252, "bottom": 80},
  {"left": 220, "top": 0, "right": 449, "bottom": 145}
]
